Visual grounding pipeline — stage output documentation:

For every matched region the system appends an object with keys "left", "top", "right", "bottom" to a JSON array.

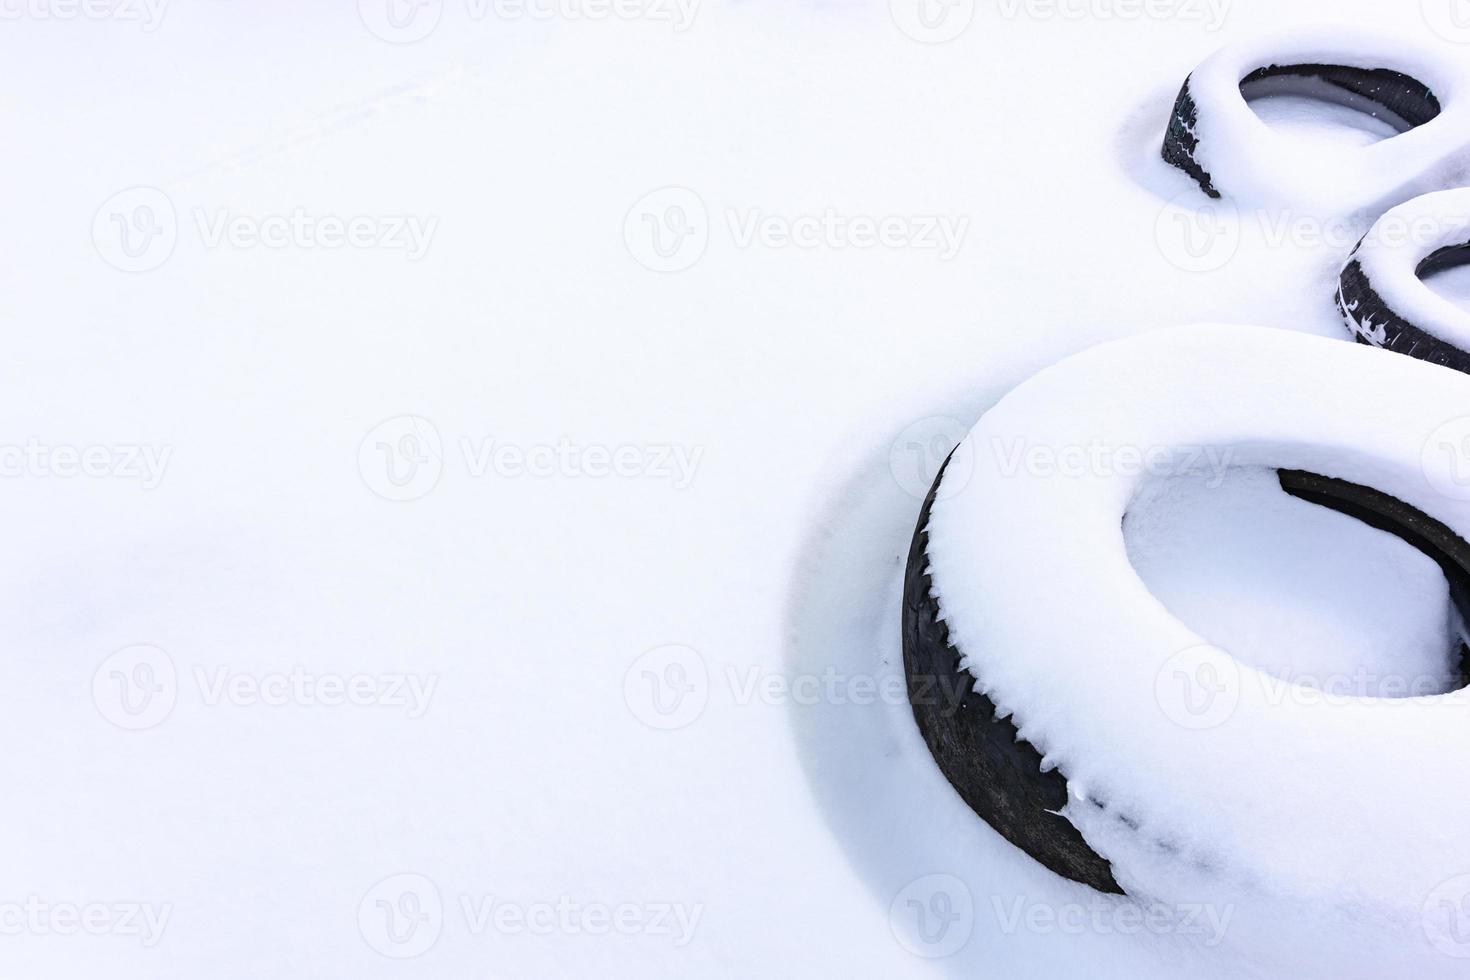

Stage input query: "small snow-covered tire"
[
  {"left": 1161, "top": 28, "right": 1470, "bottom": 211},
  {"left": 1339, "top": 188, "right": 1470, "bottom": 373},
  {"left": 904, "top": 325, "right": 1470, "bottom": 910}
]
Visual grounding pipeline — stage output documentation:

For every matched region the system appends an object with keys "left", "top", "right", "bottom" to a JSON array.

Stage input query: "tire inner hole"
[
  {"left": 1240, "top": 64, "right": 1440, "bottom": 149},
  {"left": 1417, "top": 242, "right": 1470, "bottom": 312},
  {"left": 1124, "top": 465, "right": 1470, "bottom": 699}
]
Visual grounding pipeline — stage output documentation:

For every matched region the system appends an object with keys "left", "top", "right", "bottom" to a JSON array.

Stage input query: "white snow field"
[{"left": 5, "top": 1, "right": 1470, "bottom": 977}]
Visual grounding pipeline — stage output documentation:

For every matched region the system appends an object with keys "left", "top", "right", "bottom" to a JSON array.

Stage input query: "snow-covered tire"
[
  {"left": 1161, "top": 29, "right": 1470, "bottom": 211},
  {"left": 1339, "top": 188, "right": 1470, "bottom": 373},
  {"left": 903, "top": 453, "right": 1124, "bottom": 895},
  {"left": 904, "top": 324, "right": 1470, "bottom": 912}
]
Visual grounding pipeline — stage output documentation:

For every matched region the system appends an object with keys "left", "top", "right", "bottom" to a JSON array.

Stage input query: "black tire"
[
  {"left": 1164, "top": 63, "right": 1442, "bottom": 199},
  {"left": 903, "top": 460, "right": 1470, "bottom": 894},
  {"left": 1338, "top": 201, "right": 1470, "bottom": 374},
  {"left": 902, "top": 454, "right": 1123, "bottom": 896}
]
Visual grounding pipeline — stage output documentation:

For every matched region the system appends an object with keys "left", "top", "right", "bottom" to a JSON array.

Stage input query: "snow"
[{"left": 6, "top": 1, "right": 1470, "bottom": 978}]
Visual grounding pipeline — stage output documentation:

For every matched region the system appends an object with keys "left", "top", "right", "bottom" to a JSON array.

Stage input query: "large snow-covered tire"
[
  {"left": 1338, "top": 188, "right": 1470, "bottom": 374},
  {"left": 905, "top": 324, "right": 1470, "bottom": 913},
  {"left": 1161, "top": 29, "right": 1470, "bottom": 211}
]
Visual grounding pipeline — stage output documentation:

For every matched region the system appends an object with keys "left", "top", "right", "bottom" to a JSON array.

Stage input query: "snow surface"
[{"left": 7, "top": 2, "right": 1470, "bottom": 978}]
